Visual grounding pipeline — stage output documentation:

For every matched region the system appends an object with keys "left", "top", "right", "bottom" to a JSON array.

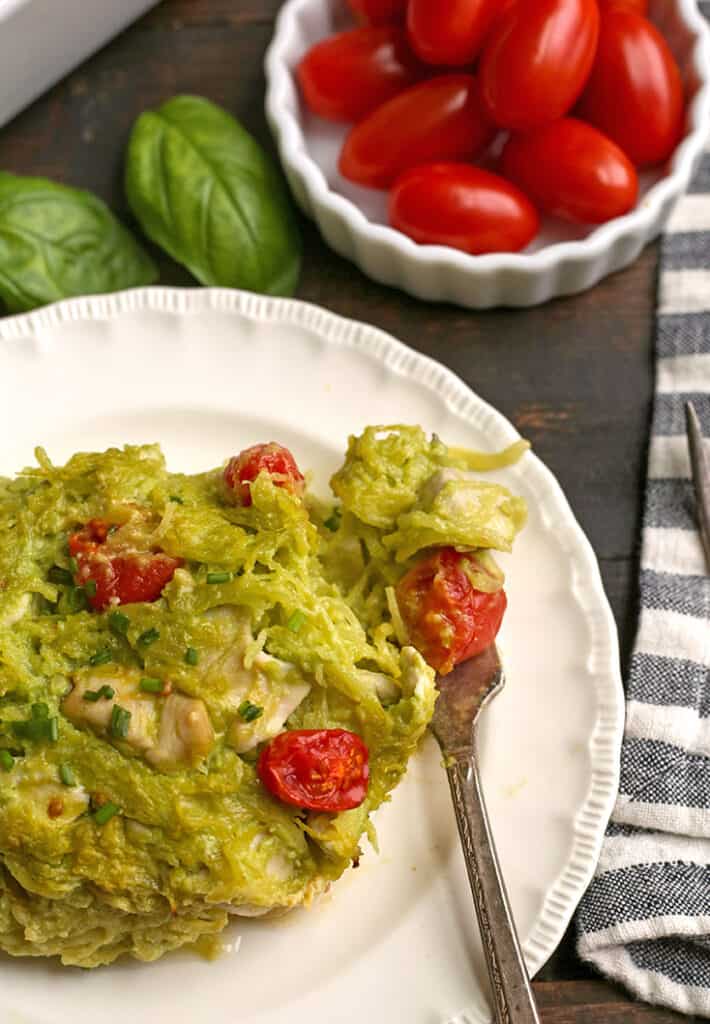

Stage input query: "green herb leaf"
[
  {"left": 125, "top": 95, "right": 301, "bottom": 297},
  {"left": 59, "top": 763, "right": 76, "bottom": 787},
  {"left": 169, "top": 495, "right": 184, "bottom": 504},
  {"left": 138, "top": 627, "right": 160, "bottom": 646},
  {"left": 108, "top": 611, "right": 130, "bottom": 636},
  {"left": 66, "top": 586, "right": 88, "bottom": 613},
  {"left": 110, "top": 705, "right": 132, "bottom": 740},
  {"left": 286, "top": 610, "right": 306, "bottom": 633},
  {"left": 94, "top": 801, "right": 120, "bottom": 826},
  {"left": 323, "top": 510, "right": 341, "bottom": 532},
  {"left": 184, "top": 646, "right": 199, "bottom": 666},
  {"left": 84, "top": 580, "right": 97, "bottom": 599},
  {"left": 0, "top": 172, "right": 157, "bottom": 314},
  {"left": 0, "top": 750, "right": 14, "bottom": 772},
  {"left": 237, "top": 700, "right": 264, "bottom": 723},
  {"left": 47, "top": 565, "right": 74, "bottom": 585}
]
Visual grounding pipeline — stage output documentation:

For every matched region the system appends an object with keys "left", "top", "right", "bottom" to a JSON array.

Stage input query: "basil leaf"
[
  {"left": 0, "top": 173, "right": 158, "bottom": 314},
  {"left": 125, "top": 95, "right": 301, "bottom": 296}
]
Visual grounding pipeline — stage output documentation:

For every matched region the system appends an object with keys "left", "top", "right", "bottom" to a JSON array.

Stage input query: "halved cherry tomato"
[
  {"left": 258, "top": 729, "right": 369, "bottom": 811},
  {"left": 501, "top": 118, "right": 638, "bottom": 224},
  {"left": 407, "top": 0, "right": 499, "bottom": 67},
  {"left": 389, "top": 163, "right": 539, "bottom": 254},
  {"left": 347, "top": 0, "right": 407, "bottom": 23},
  {"left": 480, "top": 0, "right": 600, "bottom": 130},
  {"left": 339, "top": 74, "right": 495, "bottom": 189},
  {"left": 224, "top": 442, "right": 305, "bottom": 507},
  {"left": 396, "top": 548, "right": 506, "bottom": 675},
  {"left": 68, "top": 518, "right": 110, "bottom": 555},
  {"left": 297, "top": 26, "right": 424, "bottom": 123},
  {"left": 73, "top": 550, "right": 182, "bottom": 611},
  {"left": 70, "top": 522, "right": 182, "bottom": 612},
  {"left": 598, "top": 0, "right": 647, "bottom": 11},
  {"left": 577, "top": 9, "right": 684, "bottom": 167}
]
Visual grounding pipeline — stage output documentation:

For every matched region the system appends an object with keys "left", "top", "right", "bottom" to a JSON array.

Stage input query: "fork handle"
[{"left": 446, "top": 751, "right": 540, "bottom": 1024}]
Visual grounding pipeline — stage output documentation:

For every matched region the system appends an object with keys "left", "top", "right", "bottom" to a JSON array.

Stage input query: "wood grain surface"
[{"left": 0, "top": 0, "right": 683, "bottom": 1019}]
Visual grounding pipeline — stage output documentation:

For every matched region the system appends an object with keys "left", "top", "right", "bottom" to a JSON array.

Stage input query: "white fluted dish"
[{"left": 266, "top": 0, "right": 710, "bottom": 308}]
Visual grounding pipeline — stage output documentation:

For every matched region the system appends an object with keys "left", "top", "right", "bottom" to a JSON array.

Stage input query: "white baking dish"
[{"left": 0, "top": 0, "right": 160, "bottom": 129}]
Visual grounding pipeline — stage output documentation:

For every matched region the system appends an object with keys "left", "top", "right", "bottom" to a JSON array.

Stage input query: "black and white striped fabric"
[{"left": 576, "top": 111, "right": 710, "bottom": 1013}]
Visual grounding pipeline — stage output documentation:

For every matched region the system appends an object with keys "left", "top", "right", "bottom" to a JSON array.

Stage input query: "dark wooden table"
[{"left": 0, "top": 1, "right": 696, "bottom": 1020}]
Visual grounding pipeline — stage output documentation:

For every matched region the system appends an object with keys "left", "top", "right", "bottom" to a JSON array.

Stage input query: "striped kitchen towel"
[{"left": 576, "top": 142, "right": 710, "bottom": 1014}]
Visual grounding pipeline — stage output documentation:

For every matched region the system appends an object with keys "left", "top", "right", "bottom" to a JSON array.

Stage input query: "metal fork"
[
  {"left": 431, "top": 646, "right": 540, "bottom": 1024},
  {"left": 685, "top": 401, "right": 710, "bottom": 571}
]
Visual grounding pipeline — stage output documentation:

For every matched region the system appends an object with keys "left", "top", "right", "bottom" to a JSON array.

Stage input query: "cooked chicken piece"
[
  {"left": 227, "top": 675, "right": 311, "bottom": 753},
  {"left": 0, "top": 591, "right": 31, "bottom": 627},
  {"left": 12, "top": 761, "right": 89, "bottom": 823},
  {"left": 201, "top": 606, "right": 311, "bottom": 754},
  {"left": 62, "top": 668, "right": 157, "bottom": 754},
  {"left": 62, "top": 669, "right": 214, "bottom": 770},
  {"left": 146, "top": 693, "right": 215, "bottom": 771},
  {"left": 400, "top": 645, "right": 432, "bottom": 697},
  {"left": 418, "top": 468, "right": 473, "bottom": 507}
]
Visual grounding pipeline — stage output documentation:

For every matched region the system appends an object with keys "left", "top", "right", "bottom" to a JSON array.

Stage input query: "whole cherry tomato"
[
  {"left": 347, "top": 0, "right": 407, "bottom": 24},
  {"left": 501, "top": 118, "right": 638, "bottom": 224},
  {"left": 480, "top": 0, "right": 600, "bottom": 130},
  {"left": 339, "top": 74, "right": 495, "bottom": 189},
  {"left": 258, "top": 729, "right": 370, "bottom": 811},
  {"left": 598, "top": 0, "right": 647, "bottom": 11},
  {"left": 297, "top": 26, "right": 424, "bottom": 123},
  {"left": 69, "top": 522, "right": 182, "bottom": 612},
  {"left": 389, "top": 163, "right": 539, "bottom": 254},
  {"left": 407, "top": 0, "right": 499, "bottom": 67},
  {"left": 577, "top": 9, "right": 684, "bottom": 167},
  {"left": 224, "top": 443, "right": 305, "bottom": 507},
  {"left": 395, "top": 548, "right": 507, "bottom": 675}
]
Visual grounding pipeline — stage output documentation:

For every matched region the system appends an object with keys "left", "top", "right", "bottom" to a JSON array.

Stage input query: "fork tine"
[{"left": 685, "top": 401, "right": 710, "bottom": 573}]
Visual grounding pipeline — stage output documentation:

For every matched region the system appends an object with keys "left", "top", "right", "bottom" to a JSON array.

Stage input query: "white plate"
[{"left": 0, "top": 287, "right": 624, "bottom": 1024}]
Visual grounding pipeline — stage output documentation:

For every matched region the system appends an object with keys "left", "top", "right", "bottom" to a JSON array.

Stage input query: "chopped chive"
[
  {"left": 206, "top": 571, "right": 231, "bottom": 584},
  {"left": 94, "top": 801, "right": 120, "bottom": 826},
  {"left": 286, "top": 610, "right": 306, "bottom": 633},
  {"left": 12, "top": 715, "right": 58, "bottom": 742},
  {"left": 139, "top": 677, "right": 163, "bottom": 694},
  {"left": 48, "top": 565, "right": 74, "bottom": 585},
  {"left": 83, "top": 684, "right": 114, "bottom": 703},
  {"left": 169, "top": 495, "right": 184, "bottom": 505},
  {"left": 89, "top": 649, "right": 112, "bottom": 666},
  {"left": 67, "top": 587, "right": 88, "bottom": 613},
  {"left": 68, "top": 556, "right": 78, "bottom": 574},
  {"left": 109, "top": 611, "right": 130, "bottom": 636},
  {"left": 184, "top": 646, "right": 199, "bottom": 666},
  {"left": 110, "top": 705, "right": 131, "bottom": 740},
  {"left": 84, "top": 580, "right": 97, "bottom": 599},
  {"left": 0, "top": 750, "right": 14, "bottom": 772},
  {"left": 323, "top": 510, "right": 341, "bottom": 532},
  {"left": 138, "top": 627, "right": 160, "bottom": 646},
  {"left": 237, "top": 700, "right": 264, "bottom": 723},
  {"left": 31, "top": 702, "right": 49, "bottom": 719},
  {"left": 59, "top": 763, "right": 76, "bottom": 787}
]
